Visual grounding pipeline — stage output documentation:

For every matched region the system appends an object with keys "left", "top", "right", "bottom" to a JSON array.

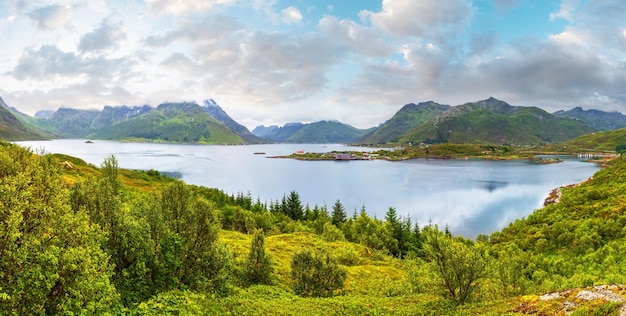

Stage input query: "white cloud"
[
  {"left": 146, "top": 0, "right": 236, "bottom": 15},
  {"left": 281, "top": 6, "right": 302, "bottom": 25},
  {"left": 3, "top": 0, "right": 626, "bottom": 128},
  {"left": 318, "top": 16, "right": 391, "bottom": 57},
  {"left": 78, "top": 19, "right": 127, "bottom": 52},
  {"left": 549, "top": 0, "right": 580, "bottom": 22},
  {"left": 549, "top": 29, "right": 586, "bottom": 46},
  {"left": 362, "top": 0, "right": 473, "bottom": 41},
  {"left": 10, "top": 45, "right": 135, "bottom": 82},
  {"left": 27, "top": 4, "right": 72, "bottom": 29}
]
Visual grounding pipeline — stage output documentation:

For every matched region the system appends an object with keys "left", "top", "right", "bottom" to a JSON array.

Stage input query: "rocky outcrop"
[
  {"left": 544, "top": 177, "right": 593, "bottom": 206},
  {"left": 526, "top": 284, "right": 626, "bottom": 315}
]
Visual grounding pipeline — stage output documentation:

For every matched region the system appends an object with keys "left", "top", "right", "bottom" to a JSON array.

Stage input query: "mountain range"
[
  {"left": 252, "top": 121, "right": 375, "bottom": 143},
  {"left": 358, "top": 97, "right": 596, "bottom": 145},
  {"left": 553, "top": 107, "right": 626, "bottom": 131},
  {"left": 2, "top": 96, "right": 626, "bottom": 145}
]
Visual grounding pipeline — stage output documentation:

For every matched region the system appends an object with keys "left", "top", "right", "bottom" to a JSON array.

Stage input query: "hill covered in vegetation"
[
  {"left": 556, "top": 128, "right": 626, "bottom": 153},
  {"left": 253, "top": 120, "right": 375, "bottom": 143},
  {"left": 26, "top": 101, "right": 246, "bottom": 144},
  {"left": 0, "top": 97, "right": 47, "bottom": 140},
  {"left": 4, "top": 140, "right": 626, "bottom": 314},
  {"left": 89, "top": 102, "right": 246, "bottom": 144},
  {"left": 359, "top": 97, "right": 595, "bottom": 145}
]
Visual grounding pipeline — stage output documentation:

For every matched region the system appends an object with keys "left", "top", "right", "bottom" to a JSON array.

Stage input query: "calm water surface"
[{"left": 17, "top": 139, "right": 600, "bottom": 238}]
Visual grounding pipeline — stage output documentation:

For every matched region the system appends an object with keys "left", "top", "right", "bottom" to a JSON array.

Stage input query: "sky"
[{"left": 1, "top": 0, "right": 625, "bottom": 130}]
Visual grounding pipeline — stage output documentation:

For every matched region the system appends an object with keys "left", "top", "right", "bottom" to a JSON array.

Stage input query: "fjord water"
[{"left": 18, "top": 139, "right": 599, "bottom": 238}]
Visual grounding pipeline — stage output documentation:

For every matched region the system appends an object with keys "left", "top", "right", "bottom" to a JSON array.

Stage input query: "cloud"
[
  {"left": 0, "top": 78, "right": 137, "bottom": 114},
  {"left": 145, "top": 0, "right": 236, "bottom": 15},
  {"left": 281, "top": 6, "right": 302, "bottom": 24},
  {"left": 144, "top": 15, "right": 242, "bottom": 47},
  {"left": 361, "top": 0, "right": 474, "bottom": 41},
  {"left": 549, "top": 0, "right": 580, "bottom": 22},
  {"left": 27, "top": 4, "right": 72, "bottom": 29},
  {"left": 213, "top": 30, "right": 337, "bottom": 102},
  {"left": 11, "top": 45, "right": 134, "bottom": 81},
  {"left": 468, "top": 31, "right": 498, "bottom": 58},
  {"left": 318, "top": 16, "right": 391, "bottom": 57},
  {"left": 78, "top": 19, "right": 126, "bottom": 52}
]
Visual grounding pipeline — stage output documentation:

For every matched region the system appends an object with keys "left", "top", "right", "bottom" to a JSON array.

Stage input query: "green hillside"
[
  {"left": 559, "top": 128, "right": 626, "bottom": 152},
  {"left": 90, "top": 102, "right": 245, "bottom": 144},
  {"left": 4, "top": 140, "right": 626, "bottom": 314},
  {"left": 285, "top": 120, "right": 374, "bottom": 143},
  {"left": 358, "top": 101, "right": 450, "bottom": 143},
  {"left": 0, "top": 97, "right": 47, "bottom": 140},
  {"left": 252, "top": 121, "right": 373, "bottom": 143},
  {"left": 26, "top": 101, "right": 245, "bottom": 144},
  {"left": 361, "top": 98, "right": 595, "bottom": 145},
  {"left": 35, "top": 107, "right": 101, "bottom": 137}
]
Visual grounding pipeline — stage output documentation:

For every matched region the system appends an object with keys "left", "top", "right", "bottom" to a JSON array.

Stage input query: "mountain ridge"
[
  {"left": 359, "top": 97, "right": 596, "bottom": 145},
  {"left": 0, "top": 97, "right": 48, "bottom": 140},
  {"left": 4, "top": 95, "right": 626, "bottom": 145},
  {"left": 252, "top": 120, "right": 374, "bottom": 143}
]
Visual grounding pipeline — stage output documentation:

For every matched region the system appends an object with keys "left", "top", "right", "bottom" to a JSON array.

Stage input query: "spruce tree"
[{"left": 331, "top": 199, "right": 347, "bottom": 226}]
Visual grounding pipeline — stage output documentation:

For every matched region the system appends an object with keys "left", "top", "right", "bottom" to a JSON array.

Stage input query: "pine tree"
[
  {"left": 331, "top": 199, "right": 347, "bottom": 226},
  {"left": 284, "top": 191, "right": 304, "bottom": 220}
]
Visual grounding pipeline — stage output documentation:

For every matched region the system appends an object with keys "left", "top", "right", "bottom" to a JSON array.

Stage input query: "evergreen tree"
[
  {"left": 331, "top": 199, "right": 347, "bottom": 226},
  {"left": 384, "top": 207, "right": 402, "bottom": 257},
  {"left": 284, "top": 191, "right": 304, "bottom": 220}
]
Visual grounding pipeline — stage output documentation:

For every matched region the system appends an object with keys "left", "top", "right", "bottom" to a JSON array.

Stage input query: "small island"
[
  {"left": 270, "top": 143, "right": 539, "bottom": 161},
  {"left": 533, "top": 157, "right": 563, "bottom": 164}
]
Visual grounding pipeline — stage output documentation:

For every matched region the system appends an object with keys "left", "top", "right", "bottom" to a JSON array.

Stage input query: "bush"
[
  {"left": 242, "top": 230, "right": 274, "bottom": 286},
  {"left": 291, "top": 249, "right": 347, "bottom": 297},
  {"left": 322, "top": 222, "right": 346, "bottom": 242}
]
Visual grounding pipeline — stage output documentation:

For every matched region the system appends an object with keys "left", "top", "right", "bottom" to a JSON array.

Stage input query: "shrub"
[{"left": 291, "top": 249, "right": 347, "bottom": 297}]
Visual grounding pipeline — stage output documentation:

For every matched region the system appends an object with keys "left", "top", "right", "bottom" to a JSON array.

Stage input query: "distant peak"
[{"left": 203, "top": 99, "right": 220, "bottom": 108}]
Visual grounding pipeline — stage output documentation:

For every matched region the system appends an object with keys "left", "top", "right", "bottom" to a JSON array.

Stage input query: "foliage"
[
  {"left": 243, "top": 230, "right": 274, "bottom": 286},
  {"left": 0, "top": 143, "right": 119, "bottom": 314},
  {"left": 291, "top": 249, "right": 347, "bottom": 297},
  {"left": 331, "top": 199, "right": 347, "bottom": 226},
  {"left": 562, "top": 127, "right": 626, "bottom": 152},
  {"left": 8, "top": 140, "right": 626, "bottom": 315},
  {"left": 422, "top": 226, "right": 488, "bottom": 305},
  {"left": 321, "top": 222, "right": 346, "bottom": 242}
]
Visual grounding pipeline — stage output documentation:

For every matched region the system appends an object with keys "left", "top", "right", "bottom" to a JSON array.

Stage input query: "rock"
[
  {"left": 543, "top": 187, "right": 562, "bottom": 206},
  {"left": 563, "top": 301, "right": 576, "bottom": 311},
  {"left": 540, "top": 292, "right": 561, "bottom": 300},
  {"left": 575, "top": 287, "right": 624, "bottom": 303}
]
